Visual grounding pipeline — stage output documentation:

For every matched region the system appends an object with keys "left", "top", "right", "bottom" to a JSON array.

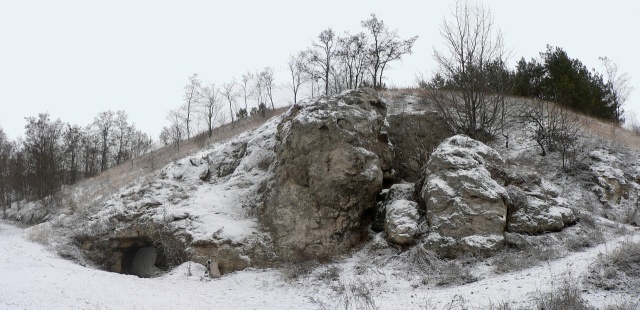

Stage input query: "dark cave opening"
[{"left": 117, "top": 238, "right": 162, "bottom": 278}]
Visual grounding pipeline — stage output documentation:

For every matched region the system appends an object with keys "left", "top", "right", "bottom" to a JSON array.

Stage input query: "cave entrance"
[
  {"left": 102, "top": 231, "right": 188, "bottom": 277},
  {"left": 117, "top": 238, "right": 163, "bottom": 278}
]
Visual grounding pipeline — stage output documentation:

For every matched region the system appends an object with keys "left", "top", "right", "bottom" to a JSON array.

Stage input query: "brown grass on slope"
[
  {"left": 383, "top": 88, "right": 640, "bottom": 152},
  {"left": 68, "top": 108, "right": 289, "bottom": 209}
]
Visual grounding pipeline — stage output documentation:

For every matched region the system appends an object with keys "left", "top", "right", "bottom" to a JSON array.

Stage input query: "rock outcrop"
[
  {"left": 262, "top": 89, "right": 392, "bottom": 261},
  {"left": 504, "top": 175, "right": 576, "bottom": 234},
  {"left": 374, "top": 183, "right": 420, "bottom": 245},
  {"left": 420, "top": 135, "right": 509, "bottom": 257},
  {"left": 49, "top": 89, "right": 614, "bottom": 277},
  {"left": 418, "top": 135, "right": 579, "bottom": 257},
  {"left": 207, "top": 141, "right": 248, "bottom": 178},
  {"left": 385, "top": 199, "right": 420, "bottom": 245},
  {"left": 373, "top": 183, "right": 415, "bottom": 232}
]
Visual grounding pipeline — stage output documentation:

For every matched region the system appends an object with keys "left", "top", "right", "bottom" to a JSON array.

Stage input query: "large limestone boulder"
[
  {"left": 420, "top": 135, "right": 509, "bottom": 258},
  {"left": 489, "top": 169, "right": 577, "bottom": 234},
  {"left": 373, "top": 183, "right": 421, "bottom": 245},
  {"left": 373, "top": 183, "right": 415, "bottom": 232},
  {"left": 262, "top": 89, "right": 392, "bottom": 261},
  {"left": 384, "top": 199, "right": 420, "bottom": 245}
]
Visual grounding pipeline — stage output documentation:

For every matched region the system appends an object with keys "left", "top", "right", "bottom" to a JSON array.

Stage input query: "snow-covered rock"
[
  {"left": 420, "top": 135, "right": 509, "bottom": 257},
  {"left": 373, "top": 183, "right": 415, "bottom": 232},
  {"left": 384, "top": 199, "right": 420, "bottom": 245},
  {"left": 373, "top": 183, "right": 421, "bottom": 245},
  {"left": 207, "top": 141, "right": 247, "bottom": 178},
  {"left": 164, "top": 157, "right": 210, "bottom": 181},
  {"left": 262, "top": 88, "right": 392, "bottom": 262},
  {"left": 589, "top": 149, "right": 631, "bottom": 207},
  {"left": 505, "top": 185, "right": 576, "bottom": 234}
]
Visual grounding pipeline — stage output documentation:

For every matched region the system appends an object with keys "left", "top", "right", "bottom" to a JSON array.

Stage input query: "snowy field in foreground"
[{"left": 1, "top": 221, "right": 638, "bottom": 309}]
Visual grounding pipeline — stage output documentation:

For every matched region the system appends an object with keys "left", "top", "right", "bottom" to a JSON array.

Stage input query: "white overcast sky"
[{"left": 1, "top": 0, "right": 638, "bottom": 140}]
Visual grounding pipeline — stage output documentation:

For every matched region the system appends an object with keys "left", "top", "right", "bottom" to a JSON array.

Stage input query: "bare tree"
[
  {"left": 166, "top": 109, "right": 184, "bottom": 151},
  {"left": 146, "top": 136, "right": 160, "bottom": 171},
  {"left": 337, "top": 32, "right": 370, "bottom": 90},
  {"left": 253, "top": 70, "right": 266, "bottom": 112},
  {"left": 287, "top": 52, "right": 309, "bottom": 104},
  {"left": 128, "top": 130, "right": 151, "bottom": 168},
  {"left": 8, "top": 143, "right": 27, "bottom": 202},
  {"left": 93, "top": 110, "right": 115, "bottom": 172},
  {"left": 240, "top": 72, "right": 253, "bottom": 112},
  {"left": 429, "top": 1, "right": 509, "bottom": 142},
  {"left": 260, "top": 67, "right": 276, "bottom": 110},
  {"left": 600, "top": 56, "right": 634, "bottom": 123},
  {"left": 309, "top": 28, "right": 337, "bottom": 95},
  {"left": 23, "top": 113, "right": 65, "bottom": 198},
  {"left": 62, "top": 124, "right": 82, "bottom": 184},
  {"left": 519, "top": 99, "right": 583, "bottom": 171},
  {"left": 520, "top": 99, "right": 553, "bottom": 157},
  {"left": 200, "top": 82, "right": 223, "bottom": 137},
  {"left": 309, "top": 73, "right": 322, "bottom": 98},
  {"left": 221, "top": 78, "right": 238, "bottom": 124},
  {"left": 182, "top": 73, "right": 201, "bottom": 139},
  {"left": 159, "top": 127, "right": 172, "bottom": 146},
  {"left": 113, "top": 110, "right": 130, "bottom": 165},
  {"left": 81, "top": 125, "right": 100, "bottom": 178},
  {"left": 330, "top": 59, "right": 349, "bottom": 94},
  {"left": 362, "top": 14, "right": 418, "bottom": 89}
]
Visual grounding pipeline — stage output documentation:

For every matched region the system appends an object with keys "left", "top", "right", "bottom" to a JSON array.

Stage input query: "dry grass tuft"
[
  {"left": 400, "top": 244, "right": 478, "bottom": 286},
  {"left": 530, "top": 278, "right": 594, "bottom": 310},
  {"left": 493, "top": 245, "right": 564, "bottom": 274},
  {"left": 25, "top": 222, "right": 54, "bottom": 244},
  {"left": 309, "top": 279, "right": 380, "bottom": 310},
  {"left": 584, "top": 239, "right": 640, "bottom": 294},
  {"left": 603, "top": 298, "right": 640, "bottom": 310}
]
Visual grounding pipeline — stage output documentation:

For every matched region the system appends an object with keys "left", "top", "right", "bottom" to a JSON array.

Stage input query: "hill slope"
[{"left": 3, "top": 89, "right": 640, "bottom": 309}]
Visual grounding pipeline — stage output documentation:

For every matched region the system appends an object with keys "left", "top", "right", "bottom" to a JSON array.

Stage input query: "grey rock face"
[
  {"left": 262, "top": 89, "right": 392, "bottom": 261},
  {"left": 165, "top": 157, "right": 210, "bottom": 181},
  {"left": 420, "top": 135, "right": 509, "bottom": 258},
  {"left": 384, "top": 199, "right": 420, "bottom": 245},
  {"left": 373, "top": 183, "right": 416, "bottom": 232},
  {"left": 505, "top": 184, "right": 576, "bottom": 234},
  {"left": 374, "top": 183, "right": 420, "bottom": 245},
  {"left": 207, "top": 141, "right": 248, "bottom": 178}
]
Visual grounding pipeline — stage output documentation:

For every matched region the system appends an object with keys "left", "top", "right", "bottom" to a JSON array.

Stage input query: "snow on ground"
[
  {"left": 0, "top": 222, "right": 308, "bottom": 310},
  {"left": 1, "top": 221, "right": 638, "bottom": 309}
]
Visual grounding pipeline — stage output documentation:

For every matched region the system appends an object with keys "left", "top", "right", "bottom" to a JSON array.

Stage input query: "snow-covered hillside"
[{"left": 3, "top": 89, "right": 640, "bottom": 309}]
